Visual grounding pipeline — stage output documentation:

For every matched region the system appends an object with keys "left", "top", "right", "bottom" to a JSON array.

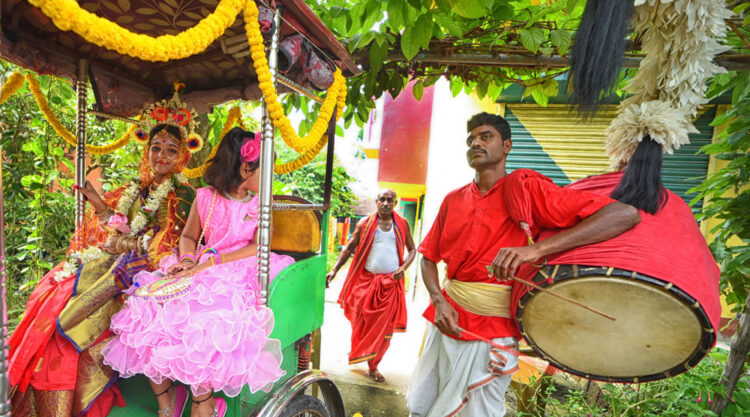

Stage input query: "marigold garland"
[
  {"left": 244, "top": 0, "right": 347, "bottom": 156},
  {"left": 28, "top": 0, "right": 244, "bottom": 62},
  {"left": 0, "top": 72, "right": 25, "bottom": 105},
  {"left": 25, "top": 0, "right": 349, "bottom": 173},
  {"left": 26, "top": 73, "right": 137, "bottom": 155},
  {"left": 274, "top": 134, "right": 329, "bottom": 174}
]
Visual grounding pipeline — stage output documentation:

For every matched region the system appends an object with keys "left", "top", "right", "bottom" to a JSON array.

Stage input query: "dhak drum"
[{"left": 510, "top": 172, "right": 720, "bottom": 383}]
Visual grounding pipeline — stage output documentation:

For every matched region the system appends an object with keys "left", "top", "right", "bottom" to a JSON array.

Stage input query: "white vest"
[{"left": 364, "top": 225, "right": 400, "bottom": 274}]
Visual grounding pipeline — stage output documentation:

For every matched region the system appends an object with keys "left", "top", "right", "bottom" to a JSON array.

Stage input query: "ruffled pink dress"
[{"left": 102, "top": 187, "right": 294, "bottom": 397}]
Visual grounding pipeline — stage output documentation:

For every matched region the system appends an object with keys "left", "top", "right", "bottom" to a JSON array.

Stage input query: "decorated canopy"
[{"left": 1, "top": 0, "right": 358, "bottom": 115}]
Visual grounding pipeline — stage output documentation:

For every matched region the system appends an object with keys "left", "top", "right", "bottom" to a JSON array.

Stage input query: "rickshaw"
[{"left": 0, "top": 0, "right": 359, "bottom": 415}]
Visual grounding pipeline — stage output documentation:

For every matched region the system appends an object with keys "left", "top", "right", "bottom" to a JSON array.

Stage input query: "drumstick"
[
  {"left": 511, "top": 275, "right": 616, "bottom": 321},
  {"left": 456, "top": 327, "right": 518, "bottom": 354}
]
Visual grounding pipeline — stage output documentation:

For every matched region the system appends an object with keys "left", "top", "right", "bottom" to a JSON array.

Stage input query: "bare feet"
[
  {"left": 191, "top": 393, "right": 216, "bottom": 417},
  {"left": 368, "top": 369, "right": 385, "bottom": 383}
]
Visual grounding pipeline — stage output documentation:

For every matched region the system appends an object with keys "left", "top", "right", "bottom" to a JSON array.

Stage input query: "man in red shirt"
[{"left": 406, "top": 112, "right": 640, "bottom": 417}]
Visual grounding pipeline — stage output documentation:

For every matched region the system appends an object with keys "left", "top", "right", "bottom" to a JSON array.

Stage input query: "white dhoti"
[{"left": 406, "top": 323, "right": 518, "bottom": 417}]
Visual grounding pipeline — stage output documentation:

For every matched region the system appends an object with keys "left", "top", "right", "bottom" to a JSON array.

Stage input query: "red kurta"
[
  {"left": 338, "top": 212, "right": 409, "bottom": 368},
  {"left": 418, "top": 169, "right": 614, "bottom": 341}
]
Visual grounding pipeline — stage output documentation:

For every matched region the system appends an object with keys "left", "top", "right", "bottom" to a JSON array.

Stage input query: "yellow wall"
[{"left": 701, "top": 105, "right": 746, "bottom": 319}]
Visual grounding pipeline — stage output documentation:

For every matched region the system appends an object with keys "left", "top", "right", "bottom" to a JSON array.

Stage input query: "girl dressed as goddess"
[
  {"left": 10, "top": 119, "right": 198, "bottom": 417},
  {"left": 104, "top": 127, "right": 293, "bottom": 417}
]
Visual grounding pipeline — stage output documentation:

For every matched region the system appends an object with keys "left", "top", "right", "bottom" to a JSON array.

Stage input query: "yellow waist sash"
[{"left": 443, "top": 278, "right": 511, "bottom": 318}]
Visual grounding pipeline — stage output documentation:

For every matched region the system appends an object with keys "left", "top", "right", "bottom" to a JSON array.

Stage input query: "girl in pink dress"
[{"left": 103, "top": 128, "right": 293, "bottom": 417}]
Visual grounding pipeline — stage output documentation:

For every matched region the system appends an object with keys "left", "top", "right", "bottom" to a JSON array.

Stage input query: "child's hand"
[
  {"left": 167, "top": 260, "right": 195, "bottom": 277},
  {"left": 172, "top": 262, "right": 210, "bottom": 278}
]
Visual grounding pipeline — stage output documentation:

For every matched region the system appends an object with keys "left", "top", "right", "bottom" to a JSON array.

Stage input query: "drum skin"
[{"left": 511, "top": 172, "right": 720, "bottom": 383}]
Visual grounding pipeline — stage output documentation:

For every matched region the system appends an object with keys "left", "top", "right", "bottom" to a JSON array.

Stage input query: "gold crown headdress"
[{"left": 133, "top": 82, "right": 203, "bottom": 154}]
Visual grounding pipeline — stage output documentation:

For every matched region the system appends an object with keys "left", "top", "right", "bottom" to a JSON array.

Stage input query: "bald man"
[{"left": 327, "top": 189, "right": 417, "bottom": 382}]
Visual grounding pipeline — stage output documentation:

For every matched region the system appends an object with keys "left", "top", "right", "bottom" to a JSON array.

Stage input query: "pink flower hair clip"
[{"left": 241, "top": 132, "right": 262, "bottom": 163}]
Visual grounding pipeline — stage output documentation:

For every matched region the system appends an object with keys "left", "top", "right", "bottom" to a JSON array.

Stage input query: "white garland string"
[{"left": 53, "top": 177, "right": 175, "bottom": 281}]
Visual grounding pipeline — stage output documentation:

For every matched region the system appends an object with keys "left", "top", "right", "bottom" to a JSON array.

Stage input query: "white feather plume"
[{"left": 606, "top": 0, "right": 731, "bottom": 166}]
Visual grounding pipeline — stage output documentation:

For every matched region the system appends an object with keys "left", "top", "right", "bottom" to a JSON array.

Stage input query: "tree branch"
[{"left": 356, "top": 51, "right": 750, "bottom": 72}]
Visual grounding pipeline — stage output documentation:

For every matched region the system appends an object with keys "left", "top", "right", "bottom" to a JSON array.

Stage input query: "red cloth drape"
[
  {"left": 338, "top": 212, "right": 408, "bottom": 321},
  {"left": 511, "top": 171, "right": 720, "bottom": 334},
  {"left": 346, "top": 271, "right": 407, "bottom": 368},
  {"left": 338, "top": 212, "right": 409, "bottom": 368}
]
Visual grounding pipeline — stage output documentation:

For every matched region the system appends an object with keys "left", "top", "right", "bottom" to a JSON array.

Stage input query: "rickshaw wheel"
[{"left": 278, "top": 394, "right": 330, "bottom": 417}]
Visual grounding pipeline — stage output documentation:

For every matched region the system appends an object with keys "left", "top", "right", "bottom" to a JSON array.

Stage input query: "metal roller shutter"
[{"left": 503, "top": 104, "right": 714, "bottom": 211}]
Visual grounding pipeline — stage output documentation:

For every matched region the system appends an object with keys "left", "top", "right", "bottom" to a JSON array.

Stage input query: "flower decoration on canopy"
[{"left": 134, "top": 82, "right": 203, "bottom": 154}]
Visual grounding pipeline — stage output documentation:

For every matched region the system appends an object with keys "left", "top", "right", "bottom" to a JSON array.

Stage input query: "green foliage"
[
  {"left": 690, "top": 70, "right": 750, "bottom": 310},
  {"left": 310, "top": 0, "right": 590, "bottom": 127},
  {"left": 274, "top": 140, "right": 356, "bottom": 219},
  {"left": 0, "top": 62, "right": 140, "bottom": 328},
  {"left": 520, "top": 348, "right": 750, "bottom": 417}
]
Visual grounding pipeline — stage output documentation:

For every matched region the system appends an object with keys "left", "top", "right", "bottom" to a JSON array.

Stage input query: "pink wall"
[{"left": 377, "top": 81, "right": 434, "bottom": 185}]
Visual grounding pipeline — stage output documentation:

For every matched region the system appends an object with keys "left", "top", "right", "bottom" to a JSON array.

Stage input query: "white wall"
[{"left": 420, "top": 79, "right": 498, "bottom": 242}]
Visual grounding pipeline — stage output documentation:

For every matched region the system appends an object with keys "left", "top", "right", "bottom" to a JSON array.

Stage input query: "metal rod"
[
  {"left": 74, "top": 60, "right": 89, "bottom": 250},
  {"left": 322, "top": 106, "right": 336, "bottom": 209},
  {"left": 86, "top": 109, "right": 145, "bottom": 125},
  {"left": 257, "top": 5, "right": 283, "bottom": 307},
  {"left": 272, "top": 203, "right": 326, "bottom": 211},
  {"left": 0, "top": 140, "right": 10, "bottom": 416},
  {"left": 277, "top": 75, "right": 324, "bottom": 104}
]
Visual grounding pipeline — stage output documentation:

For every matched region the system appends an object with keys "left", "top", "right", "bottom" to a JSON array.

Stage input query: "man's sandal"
[{"left": 368, "top": 369, "right": 385, "bottom": 383}]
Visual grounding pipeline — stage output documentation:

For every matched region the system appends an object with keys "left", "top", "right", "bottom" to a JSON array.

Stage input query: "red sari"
[
  {"left": 338, "top": 212, "right": 409, "bottom": 369},
  {"left": 9, "top": 182, "right": 194, "bottom": 417}
]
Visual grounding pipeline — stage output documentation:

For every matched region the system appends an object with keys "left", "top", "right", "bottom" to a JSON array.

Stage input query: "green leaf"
[
  {"left": 407, "top": 0, "right": 422, "bottom": 9},
  {"left": 348, "top": 32, "right": 375, "bottom": 52},
  {"left": 413, "top": 80, "right": 424, "bottom": 100},
  {"left": 538, "top": 47, "right": 554, "bottom": 55},
  {"left": 526, "top": 84, "right": 550, "bottom": 106},
  {"left": 387, "top": 0, "right": 404, "bottom": 29},
  {"left": 349, "top": 2, "right": 367, "bottom": 32},
  {"left": 475, "top": 80, "right": 489, "bottom": 98},
  {"left": 403, "top": 2, "right": 418, "bottom": 24},
  {"left": 542, "top": 78, "right": 558, "bottom": 96},
  {"left": 369, "top": 41, "right": 388, "bottom": 72},
  {"left": 734, "top": 2, "right": 750, "bottom": 13},
  {"left": 550, "top": 29, "right": 572, "bottom": 56},
  {"left": 434, "top": 11, "right": 464, "bottom": 37},
  {"left": 362, "top": 1, "right": 383, "bottom": 31},
  {"left": 492, "top": 4, "right": 514, "bottom": 21},
  {"left": 566, "top": 0, "right": 580, "bottom": 12},
  {"left": 519, "top": 27, "right": 545, "bottom": 53},
  {"left": 450, "top": 77, "right": 463, "bottom": 97},
  {"left": 446, "top": 0, "right": 490, "bottom": 19},
  {"left": 423, "top": 75, "right": 441, "bottom": 87},
  {"left": 400, "top": 13, "right": 433, "bottom": 60}
]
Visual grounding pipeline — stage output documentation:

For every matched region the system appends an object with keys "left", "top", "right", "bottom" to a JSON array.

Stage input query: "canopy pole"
[
  {"left": 0, "top": 140, "right": 10, "bottom": 416},
  {"left": 257, "top": 5, "right": 283, "bottom": 307},
  {"left": 74, "top": 60, "right": 89, "bottom": 250}
]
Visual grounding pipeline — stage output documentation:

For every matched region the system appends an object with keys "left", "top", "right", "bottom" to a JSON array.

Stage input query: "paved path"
[{"left": 318, "top": 265, "right": 522, "bottom": 417}]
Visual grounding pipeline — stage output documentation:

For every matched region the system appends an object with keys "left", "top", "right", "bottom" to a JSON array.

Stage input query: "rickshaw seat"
[{"left": 270, "top": 195, "right": 321, "bottom": 257}]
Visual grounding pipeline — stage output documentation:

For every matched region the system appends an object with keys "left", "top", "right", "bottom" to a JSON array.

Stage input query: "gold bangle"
[
  {"left": 115, "top": 237, "right": 124, "bottom": 253},
  {"left": 220, "top": 254, "right": 227, "bottom": 264},
  {"left": 128, "top": 237, "right": 137, "bottom": 251}
]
